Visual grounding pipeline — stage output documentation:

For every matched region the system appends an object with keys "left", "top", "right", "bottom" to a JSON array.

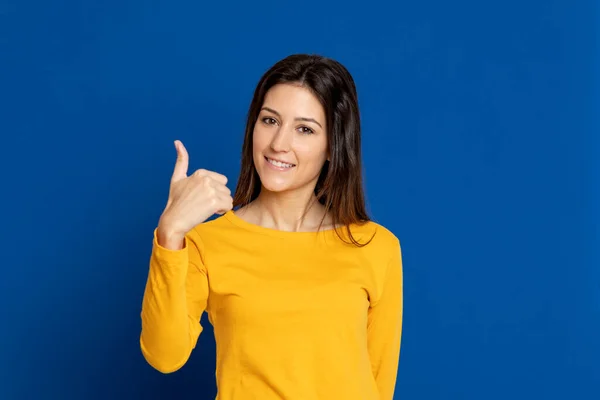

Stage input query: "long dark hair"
[{"left": 232, "top": 54, "right": 374, "bottom": 247}]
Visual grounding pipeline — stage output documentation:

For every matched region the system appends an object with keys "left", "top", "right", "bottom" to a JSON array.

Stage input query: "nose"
[{"left": 269, "top": 126, "right": 292, "bottom": 153}]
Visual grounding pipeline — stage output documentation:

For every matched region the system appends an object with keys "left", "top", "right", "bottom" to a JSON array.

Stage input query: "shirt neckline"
[{"left": 223, "top": 209, "right": 341, "bottom": 239}]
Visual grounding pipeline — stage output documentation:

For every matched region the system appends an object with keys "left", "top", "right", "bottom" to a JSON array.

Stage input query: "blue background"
[{"left": 1, "top": 0, "right": 598, "bottom": 399}]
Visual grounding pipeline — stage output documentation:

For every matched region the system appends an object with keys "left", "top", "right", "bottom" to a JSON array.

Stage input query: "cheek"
[
  {"left": 252, "top": 128, "right": 265, "bottom": 153},
  {"left": 295, "top": 140, "right": 328, "bottom": 165}
]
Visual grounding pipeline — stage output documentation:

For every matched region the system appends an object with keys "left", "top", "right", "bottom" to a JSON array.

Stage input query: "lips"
[{"left": 265, "top": 156, "right": 296, "bottom": 168}]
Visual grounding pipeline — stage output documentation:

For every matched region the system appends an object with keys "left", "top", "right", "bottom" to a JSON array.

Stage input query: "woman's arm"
[
  {"left": 367, "top": 240, "right": 403, "bottom": 399},
  {"left": 139, "top": 227, "right": 209, "bottom": 373}
]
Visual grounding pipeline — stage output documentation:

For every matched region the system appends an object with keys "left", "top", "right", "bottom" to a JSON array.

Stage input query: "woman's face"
[{"left": 252, "top": 83, "right": 328, "bottom": 195}]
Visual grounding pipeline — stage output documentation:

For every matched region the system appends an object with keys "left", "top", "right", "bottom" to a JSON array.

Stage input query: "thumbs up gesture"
[{"left": 157, "top": 140, "right": 233, "bottom": 249}]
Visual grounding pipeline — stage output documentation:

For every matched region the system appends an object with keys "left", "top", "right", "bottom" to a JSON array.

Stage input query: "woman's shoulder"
[
  {"left": 190, "top": 212, "right": 239, "bottom": 237},
  {"left": 348, "top": 218, "right": 400, "bottom": 248}
]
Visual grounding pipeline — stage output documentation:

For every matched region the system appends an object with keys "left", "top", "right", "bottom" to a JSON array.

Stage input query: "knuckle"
[
  {"left": 193, "top": 169, "right": 207, "bottom": 177},
  {"left": 195, "top": 175, "right": 209, "bottom": 185}
]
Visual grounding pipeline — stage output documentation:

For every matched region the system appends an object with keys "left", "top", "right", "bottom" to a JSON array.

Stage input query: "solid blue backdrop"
[{"left": 1, "top": 0, "right": 598, "bottom": 399}]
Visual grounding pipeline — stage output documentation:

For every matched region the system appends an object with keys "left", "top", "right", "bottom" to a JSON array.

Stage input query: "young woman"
[{"left": 140, "top": 54, "right": 403, "bottom": 400}]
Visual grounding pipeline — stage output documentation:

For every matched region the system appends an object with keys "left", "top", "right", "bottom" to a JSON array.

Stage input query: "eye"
[
  {"left": 262, "top": 117, "right": 278, "bottom": 125},
  {"left": 298, "top": 126, "right": 314, "bottom": 135}
]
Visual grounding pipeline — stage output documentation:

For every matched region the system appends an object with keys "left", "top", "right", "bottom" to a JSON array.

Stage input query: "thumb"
[{"left": 171, "top": 140, "right": 189, "bottom": 182}]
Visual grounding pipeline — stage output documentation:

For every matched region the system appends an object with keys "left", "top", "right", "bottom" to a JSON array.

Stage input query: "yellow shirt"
[{"left": 140, "top": 210, "right": 403, "bottom": 400}]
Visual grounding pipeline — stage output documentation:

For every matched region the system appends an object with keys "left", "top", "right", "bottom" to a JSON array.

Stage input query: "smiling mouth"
[{"left": 265, "top": 156, "right": 296, "bottom": 168}]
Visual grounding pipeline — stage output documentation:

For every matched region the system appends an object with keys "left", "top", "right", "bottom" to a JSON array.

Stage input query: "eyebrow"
[{"left": 261, "top": 107, "right": 323, "bottom": 129}]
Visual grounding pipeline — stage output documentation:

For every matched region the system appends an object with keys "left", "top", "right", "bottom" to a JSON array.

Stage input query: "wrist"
[{"left": 157, "top": 217, "right": 186, "bottom": 250}]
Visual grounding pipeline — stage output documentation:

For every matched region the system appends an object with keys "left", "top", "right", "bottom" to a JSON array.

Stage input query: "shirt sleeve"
[
  {"left": 367, "top": 239, "right": 403, "bottom": 399},
  {"left": 139, "top": 228, "right": 209, "bottom": 373}
]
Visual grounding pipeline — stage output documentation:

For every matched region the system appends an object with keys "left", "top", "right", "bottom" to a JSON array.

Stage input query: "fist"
[{"left": 158, "top": 140, "right": 233, "bottom": 239}]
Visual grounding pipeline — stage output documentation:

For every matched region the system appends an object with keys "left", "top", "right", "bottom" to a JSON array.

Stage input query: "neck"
[{"left": 249, "top": 187, "right": 327, "bottom": 232}]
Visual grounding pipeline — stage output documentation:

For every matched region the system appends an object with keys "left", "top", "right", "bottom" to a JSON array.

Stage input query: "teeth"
[{"left": 267, "top": 158, "right": 294, "bottom": 168}]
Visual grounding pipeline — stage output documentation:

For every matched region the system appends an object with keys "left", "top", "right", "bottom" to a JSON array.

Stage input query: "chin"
[
  {"left": 258, "top": 175, "right": 295, "bottom": 193},
  {"left": 253, "top": 154, "right": 295, "bottom": 192}
]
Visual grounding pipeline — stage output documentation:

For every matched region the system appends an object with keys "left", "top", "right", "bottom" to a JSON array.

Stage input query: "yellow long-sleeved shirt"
[{"left": 140, "top": 210, "right": 403, "bottom": 400}]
